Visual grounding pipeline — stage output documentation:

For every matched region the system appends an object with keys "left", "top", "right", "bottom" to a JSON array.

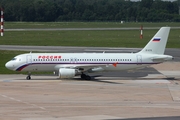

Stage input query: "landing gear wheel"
[
  {"left": 85, "top": 75, "right": 91, "bottom": 80},
  {"left": 81, "top": 74, "right": 91, "bottom": 80},
  {"left": 26, "top": 72, "right": 31, "bottom": 80},
  {"left": 26, "top": 76, "right": 31, "bottom": 80},
  {"left": 81, "top": 74, "right": 87, "bottom": 79}
]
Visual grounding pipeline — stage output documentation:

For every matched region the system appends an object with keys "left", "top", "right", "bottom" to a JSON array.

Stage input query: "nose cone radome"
[{"left": 5, "top": 61, "right": 15, "bottom": 71}]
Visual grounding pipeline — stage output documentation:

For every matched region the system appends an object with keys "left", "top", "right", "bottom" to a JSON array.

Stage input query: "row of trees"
[{"left": 1, "top": 0, "right": 180, "bottom": 22}]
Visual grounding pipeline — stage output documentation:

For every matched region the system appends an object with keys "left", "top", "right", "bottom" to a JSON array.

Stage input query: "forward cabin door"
[
  {"left": 26, "top": 55, "right": 38, "bottom": 71},
  {"left": 26, "top": 55, "right": 32, "bottom": 64}
]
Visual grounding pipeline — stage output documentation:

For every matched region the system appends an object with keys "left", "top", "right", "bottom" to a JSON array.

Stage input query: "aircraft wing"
[{"left": 55, "top": 64, "right": 107, "bottom": 72}]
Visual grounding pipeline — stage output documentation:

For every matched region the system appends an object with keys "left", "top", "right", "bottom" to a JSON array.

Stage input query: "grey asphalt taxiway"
[
  {"left": 1, "top": 46, "right": 180, "bottom": 120},
  {"left": 0, "top": 64, "right": 180, "bottom": 120},
  {"left": 4, "top": 27, "right": 180, "bottom": 31}
]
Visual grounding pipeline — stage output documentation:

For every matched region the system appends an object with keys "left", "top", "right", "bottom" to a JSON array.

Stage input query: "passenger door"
[
  {"left": 26, "top": 55, "right": 32, "bottom": 64},
  {"left": 136, "top": 55, "right": 142, "bottom": 65}
]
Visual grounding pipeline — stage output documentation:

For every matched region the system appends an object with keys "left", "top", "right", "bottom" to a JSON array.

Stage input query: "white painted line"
[{"left": 1, "top": 94, "right": 8, "bottom": 98}]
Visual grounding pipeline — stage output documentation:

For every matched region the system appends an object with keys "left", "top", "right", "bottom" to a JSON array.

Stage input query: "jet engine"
[{"left": 58, "top": 68, "right": 76, "bottom": 78}]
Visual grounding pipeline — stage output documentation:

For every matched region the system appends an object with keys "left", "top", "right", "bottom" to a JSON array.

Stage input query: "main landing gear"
[
  {"left": 81, "top": 73, "right": 91, "bottom": 80},
  {"left": 26, "top": 72, "right": 31, "bottom": 80}
]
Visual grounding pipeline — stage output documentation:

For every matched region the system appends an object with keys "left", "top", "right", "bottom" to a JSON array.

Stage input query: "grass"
[
  {"left": 0, "top": 22, "right": 180, "bottom": 74},
  {"left": 0, "top": 29, "right": 180, "bottom": 48}
]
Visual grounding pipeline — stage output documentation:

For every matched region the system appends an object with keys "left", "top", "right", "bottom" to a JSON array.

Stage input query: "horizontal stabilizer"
[{"left": 151, "top": 55, "right": 173, "bottom": 62}]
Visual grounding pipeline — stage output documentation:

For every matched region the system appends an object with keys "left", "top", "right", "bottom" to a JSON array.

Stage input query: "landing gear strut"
[
  {"left": 26, "top": 72, "right": 31, "bottom": 80},
  {"left": 81, "top": 73, "right": 91, "bottom": 80}
]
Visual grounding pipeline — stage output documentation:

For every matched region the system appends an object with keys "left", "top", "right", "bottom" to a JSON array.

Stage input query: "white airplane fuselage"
[{"left": 6, "top": 52, "right": 172, "bottom": 72}]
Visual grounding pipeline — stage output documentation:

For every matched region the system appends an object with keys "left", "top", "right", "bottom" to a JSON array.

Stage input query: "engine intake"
[{"left": 59, "top": 68, "right": 76, "bottom": 78}]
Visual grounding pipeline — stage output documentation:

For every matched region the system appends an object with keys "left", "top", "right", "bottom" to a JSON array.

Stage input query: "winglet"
[{"left": 138, "top": 27, "right": 170, "bottom": 55}]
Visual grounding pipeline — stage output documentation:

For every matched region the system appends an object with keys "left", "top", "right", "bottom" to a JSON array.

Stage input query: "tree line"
[{"left": 0, "top": 0, "right": 180, "bottom": 22}]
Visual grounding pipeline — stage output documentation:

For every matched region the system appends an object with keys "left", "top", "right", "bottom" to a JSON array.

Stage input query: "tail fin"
[{"left": 138, "top": 27, "right": 170, "bottom": 55}]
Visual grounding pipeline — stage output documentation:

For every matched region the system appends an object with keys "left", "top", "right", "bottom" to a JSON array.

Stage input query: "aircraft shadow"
[
  {"left": 14, "top": 67, "right": 167, "bottom": 84},
  {"left": 89, "top": 67, "right": 162, "bottom": 78},
  {"left": 72, "top": 75, "right": 122, "bottom": 84}
]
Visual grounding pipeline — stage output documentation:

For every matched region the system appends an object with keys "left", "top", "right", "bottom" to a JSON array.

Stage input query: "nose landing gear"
[
  {"left": 26, "top": 72, "right": 31, "bottom": 80},
  {"left": 26, "top": 75, "right": 31, "bottom": 80}
]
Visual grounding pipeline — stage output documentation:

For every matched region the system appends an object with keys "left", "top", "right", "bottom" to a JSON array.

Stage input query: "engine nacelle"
[{"left": 59, "top": 68, "right": 76, "bottom": 78}]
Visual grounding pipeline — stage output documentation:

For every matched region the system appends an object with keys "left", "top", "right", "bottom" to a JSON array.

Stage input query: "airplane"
[{"left": 5, "top": 27, "right": 173, "bottom": 80}]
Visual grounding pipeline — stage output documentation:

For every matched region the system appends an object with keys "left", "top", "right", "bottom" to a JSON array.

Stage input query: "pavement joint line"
[
  {"left": 168, "top": 84, "right": 180, "bottom": 101},
  {"left": 0, "top": 94, "right": 46, "bottom": 110},
  {"left": 1, "top": 94, "right": 8, "bottom": 98}
]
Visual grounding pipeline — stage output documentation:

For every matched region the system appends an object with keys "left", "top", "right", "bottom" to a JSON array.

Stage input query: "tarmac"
[{"left": 0, "top": 62, "right": 180, "bottom": 120}]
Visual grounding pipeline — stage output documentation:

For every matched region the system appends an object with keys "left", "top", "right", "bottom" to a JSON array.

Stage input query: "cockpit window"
[{"left": 11, "top": 58, "right": 17, "bottom": 61}]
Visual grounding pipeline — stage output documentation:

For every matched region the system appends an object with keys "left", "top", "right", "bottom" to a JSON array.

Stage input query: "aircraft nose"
[{"left": 5, "top": 61, "right": 15, "bottom": 70}]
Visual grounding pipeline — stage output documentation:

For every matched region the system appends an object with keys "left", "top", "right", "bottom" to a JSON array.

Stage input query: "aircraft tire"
[
  {"left": 85, "top": 75, "right": 91, "bottom": 80},
  {"left": 26, "top": 76, "right": 31, "bottom": 80},
  {"left": 81, "top": 74, "right": 86, "bottom": 79}
]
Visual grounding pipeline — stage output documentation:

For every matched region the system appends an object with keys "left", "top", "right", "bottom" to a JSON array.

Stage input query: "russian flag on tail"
[{"left": 153, "top": 37, "right": 161, "bottom": 42}]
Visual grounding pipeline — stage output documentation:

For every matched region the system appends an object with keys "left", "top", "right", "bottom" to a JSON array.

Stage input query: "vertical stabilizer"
[{"left": 138, "top": 27, "right": 170, "bottom": 55}]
